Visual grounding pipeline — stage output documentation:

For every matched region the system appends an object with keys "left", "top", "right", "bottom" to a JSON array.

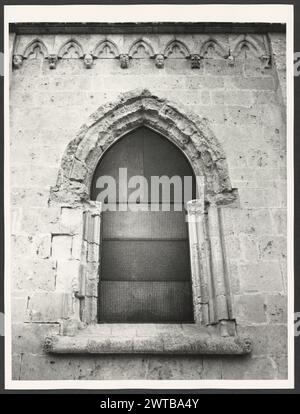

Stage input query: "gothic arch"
[
  {"left": 128, "top": 38, "right": 155, "bottom": 58},
  {"left": 232, "top": 35, "right": 265, "bottom": 59},
  {"left": 200, "top": 38, "right": 228, "bottom": 59},
  {"left": 22, "top": 38, "right": 48, "bottom": 59},
  {"left": 93, "top": 39, "right": 120, "bottom": 58},
  {"left": 58, "top": 39, "right": 84, "bottom": 59},
  {"left": 50, "top": 89, "right": 233, "bottom": 205},
  {"left": 163, "top": 39, "right": 190, "bottom": 58}
]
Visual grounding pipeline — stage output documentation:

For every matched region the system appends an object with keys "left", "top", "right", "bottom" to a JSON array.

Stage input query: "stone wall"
[{"left": 10, "top": 29, "right": 287, "bottom": 380}]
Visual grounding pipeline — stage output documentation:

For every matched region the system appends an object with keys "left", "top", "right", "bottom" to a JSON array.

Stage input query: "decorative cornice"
[
  {"left": 9, "top": 22, "right": 286, "bottom": 35},
  {"left": 12, "top": 33, "right": 274, "bottom": 71}
]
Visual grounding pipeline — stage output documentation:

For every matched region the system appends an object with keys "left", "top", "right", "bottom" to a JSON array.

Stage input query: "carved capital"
[
  {"left": 119, "top": 54, "right": 130, "bottom": 69},
  {"left": 47, "top": 54, "right": 58, "bottom": 69},
  {"left": 186, "top": 199, "right": 204, "bottom": 216},
  {"left": 190, "top": 54, "right": 202, "bottom": 69},
  {"left": 12, "top": 54, "right": 23, "bottom": 69}
]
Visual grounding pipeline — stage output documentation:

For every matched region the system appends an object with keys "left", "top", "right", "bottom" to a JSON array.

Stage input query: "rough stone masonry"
[{"left": 9, "top": 23, "right": 287, "bottom": 380}]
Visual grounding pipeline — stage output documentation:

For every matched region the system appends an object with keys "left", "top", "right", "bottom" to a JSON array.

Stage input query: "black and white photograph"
[{"left": 4, "top": 4, "right": 294, "bottom": 390}]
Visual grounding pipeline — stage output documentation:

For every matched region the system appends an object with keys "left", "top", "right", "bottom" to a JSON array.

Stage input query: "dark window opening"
[{"left": 91, "top": 126, "right": 195, "bottom": 323}]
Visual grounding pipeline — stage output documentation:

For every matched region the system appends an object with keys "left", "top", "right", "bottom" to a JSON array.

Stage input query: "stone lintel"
[{"left": 44, "top": 324, "right": 252, "bottom": 355}]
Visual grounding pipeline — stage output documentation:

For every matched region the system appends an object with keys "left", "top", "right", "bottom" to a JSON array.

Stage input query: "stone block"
[
  {"left": 212, "top": 90, "right": 254, "bottom": 107},
  {"left": 225, "top": 76, "right": 274, "bottom": 90},
  {"left": 11, "top": 296, "right": 29, "bottom": 323},
  {"left": 71, "top": 234, "right": 83, "bottom": 260},
  {"left": 234, "top": 294, "right": 267, "bottom": 324},
  {"left": 264, "top": 294, "right": 287, "bottom": 324},
  {"left": 222, "top": 208, "right": 273, "bottom": 236},
  {"left": 185, "top": 75, "right": 224, "bottom": 89},
  {"left": 258, "top": 236, "right": 286, "bottom": 260},
  {"left": 238, "top": 188, "right": 268, "bottom": 208},
  {"left": 51, "top": 235, "right": 72, "bottom": 260},
  {"left": 204, "top": 59, "right": 243, "bottom": 76},
  {"left": 21, "top": 207, "right": 61, "bottom": 233},
  {"left": 55, "top": 260, "right": 80, "bottom": 292},
  {"left": 12, "top": 322, "right": 60, "bottom": 355},
  {"left": 60, "top": 207, "right": 83, "bottom": 234},
  {"left": 35, "top": 234, "right": 52, "bottom": 259},
  {"left": 27, "top": 292, "right": 72, "bottom": 322},
  {"left": 146, "top": 356, "right": 204, "bottom": 380},
  {"left": 11, "top": 187, "right": 49, "bottom": 207},
  {"left": 239, "top": 234, "right": 259, "bottom": 261},
  {"left": 11, "top": 163, "right": 59, "bottom": 188},
  {"left": 221, "top": 355, "right": 276, "bottom": 379},
  {"left": 244, "top": 57, "right": 271, "bottom": 77},
  {"left": 90, "top": 355, "right": 148, "bottom": 380},
  {"left": 19, "top": 354, "right": 76, "bottom": 380},
  {"left": 12, "top": 258, "right": 56, "bottom": 291},
  {"left": 272, "top": 355, "right": 288, "bottom": 379},
  {"left": 271, "top": 209, "right": 287, "bottom": 235},
  {"left": 237, "top": 325, "right": 287, "bottom": 357},
  {"left": 239, "top": 262, "right": 283, "bottom": 293},
  {"left": 12, "top": 354, "right": 22, "bottom": 380}
]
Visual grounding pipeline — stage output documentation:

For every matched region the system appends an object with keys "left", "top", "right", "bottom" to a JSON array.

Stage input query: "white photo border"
[{"left": 4, "top": 3, "right": 294, "bottom": 390}]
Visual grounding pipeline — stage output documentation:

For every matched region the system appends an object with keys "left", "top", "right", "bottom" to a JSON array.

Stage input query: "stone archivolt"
[
  {"left": 50, "top": 88, "right": 234, "bottom": 205},
  {"left": 12, "top": 34, "right": 272, "bottom": 69}
]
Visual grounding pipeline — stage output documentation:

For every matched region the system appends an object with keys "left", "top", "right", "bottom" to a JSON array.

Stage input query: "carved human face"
[
  {"left": 119, "top": 54, "right": 129, "bottom": 69},
  {"left": 155, "top": 54, "right": 165, "bottom": 68},
  {"left": 13, "top": 54, "right": 23, "bottom": 69},
  {"left": 84, "top": 54, "right": 93, "bottom": 69}
]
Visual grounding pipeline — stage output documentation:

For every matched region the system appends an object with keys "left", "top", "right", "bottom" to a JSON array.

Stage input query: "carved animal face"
[{"left": 191, "top": 54, "right": 201, "bottom": 69}]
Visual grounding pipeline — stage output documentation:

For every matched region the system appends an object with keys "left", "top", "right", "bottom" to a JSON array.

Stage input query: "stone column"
[
  {"left": 207, "top": 203, "right": 232, "bottom": 322},
  {"left": 186, "top": 199, "right": 211, "bottom": 324},
  {"left": 80, "top": 205, "right": 102, "bottom": 324}
]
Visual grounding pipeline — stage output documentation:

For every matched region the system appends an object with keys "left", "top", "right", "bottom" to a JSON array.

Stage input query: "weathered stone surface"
[
  {"left": 221, "top": 356, "right": 277, "bottom": 379},
  {"left": 10, "top": 30, "right": 287, "bottom": 381},
  {"left": 51, "top": 235, "right": 72, "bottom": 260},
  {"left": 27, "top": 292, "right": 72, "bottom": 322},
  {"left": 12, "top": 322, "right": 60, "bottom": 355},
  {"left": 234, "top": 294, "right": 267, "bottom": 324},
  {"left": 265, "top": 294, "right": 287, "bottom": 324},
  {"left": 12, "top": 258, "right": 56, "bottom": 291}
]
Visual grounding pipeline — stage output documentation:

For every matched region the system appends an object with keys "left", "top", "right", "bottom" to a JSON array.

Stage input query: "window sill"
[{"left": 44, "top": 324, "right": 252, "bottom": 355}]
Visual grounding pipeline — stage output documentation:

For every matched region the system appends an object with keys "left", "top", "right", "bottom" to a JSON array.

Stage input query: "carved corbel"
[
  {"left": 189, "top": 54, "right": 202, "bottom": 69},
  {"left": 260, "top": 53, "right": 271, "bottom": 69},
  {"left": 83, "top": 53, "right": 94, "bottom": 69},
  {"left": 118, "top": 54, "right": 131, "bottom": 69},
  {"left": 47, "top": 54, "right": 58, "bottom": 69},
  {"left": 12, "top": 54, "right": 24, "bottom": 69},
  {"left": 226, "top": 50, "right": 235, "bottom": 66},
  {"left": 154, "top": 54, "right": 165, "bottom": 68}
]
